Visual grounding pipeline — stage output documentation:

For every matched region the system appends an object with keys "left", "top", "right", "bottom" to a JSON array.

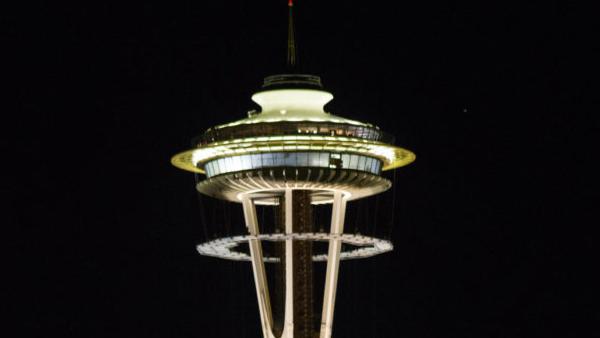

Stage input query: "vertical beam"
[
  {"left": 281, "top": 189, "right": 295, "bottom": 338},
  {"left": 292, "top": 190, "right": 314, "bottom": 338},
  {"left": 271, "top": 196, "right": 286, "bottom": 338},
  {"left": 242, "top": 196, "right": 275, "bottom": 338},
  {"left": 319, "top": 191, "right": 347, "bottom": 338}
]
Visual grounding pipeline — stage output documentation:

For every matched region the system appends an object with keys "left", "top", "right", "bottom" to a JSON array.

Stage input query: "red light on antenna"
[{"left": 288, "top": 0, "right": 293, "bottom": 7}]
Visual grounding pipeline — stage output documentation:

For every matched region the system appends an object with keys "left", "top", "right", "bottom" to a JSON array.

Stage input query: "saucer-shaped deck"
[{"left": 195, "top": 167, "right": 391, "bottom": 204}]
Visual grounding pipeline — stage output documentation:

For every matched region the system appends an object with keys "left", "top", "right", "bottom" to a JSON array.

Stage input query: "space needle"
[{"left": 171, "top": 1, "right": 415, "bottom": 337}]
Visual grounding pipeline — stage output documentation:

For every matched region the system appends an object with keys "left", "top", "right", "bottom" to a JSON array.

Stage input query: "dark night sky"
[{"left": 8, "top": 1, "right": 597, "bottom": 337}]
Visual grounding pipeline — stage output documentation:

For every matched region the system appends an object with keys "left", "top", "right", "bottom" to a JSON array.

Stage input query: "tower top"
[
  {"left": 287, "top": 0, "right": 296, "bottom": 68},
  {"left": 261, "top": 74, "right": 322, "bottom": 90},
  {"left": 170, "top": 0, "right": 415, "bottom": 177}
]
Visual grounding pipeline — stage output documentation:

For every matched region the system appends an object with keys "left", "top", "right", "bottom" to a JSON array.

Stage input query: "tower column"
[
  {"left": 242, "top": 196, "right": 275, "bottom": 338},
  {"left": 282, "top": 189, "right": 295, "bottom": 338},
  {"left": 320, "top": 191, "right": 347, "bottom": 338},
  {"left": 291, "top": 190, "right": 314, "bottom": 338},
  {"left": 246, "top": 189, "right": 316, "bottom": 338}
]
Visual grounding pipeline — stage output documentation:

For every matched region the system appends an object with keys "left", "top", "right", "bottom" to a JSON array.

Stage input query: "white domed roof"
[{"left": 214, "top": 89, "right": 372, "bottom": 129}]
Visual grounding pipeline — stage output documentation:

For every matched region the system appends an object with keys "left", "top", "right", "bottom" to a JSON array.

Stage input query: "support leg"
[
  {"left": 319, "top": 191, "right": 347, "bottom": 338},
  {"left": 242, "top": 196, "right": 275, "bottom": 338},
  {"left": 281, "top": 189, "right": 295, "bottom": 338}
]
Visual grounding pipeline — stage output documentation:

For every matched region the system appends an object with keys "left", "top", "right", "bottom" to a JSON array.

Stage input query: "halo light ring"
[
  {"left": 171, "top": 137, "right": 415, "bottom": 174},
  {"left": 196, "top": 233, "right": 393, "bottom": 262}
]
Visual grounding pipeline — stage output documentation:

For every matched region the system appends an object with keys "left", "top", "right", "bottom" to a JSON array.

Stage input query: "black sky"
[{"left": 8, "top": 1, "right": 598, "bottom": 337}]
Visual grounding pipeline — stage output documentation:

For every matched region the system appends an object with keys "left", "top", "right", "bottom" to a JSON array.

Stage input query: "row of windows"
[
  {"left": 203, "top": 152, "right": 382, "bottom": 177},
  {"left": 197, "top": 122, "right": 394, "bottom": 145}
]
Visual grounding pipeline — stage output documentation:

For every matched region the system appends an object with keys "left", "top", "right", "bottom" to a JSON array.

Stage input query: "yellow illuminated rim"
[{"left": 171, "top": 135, "right": 415, "bottom": 174}]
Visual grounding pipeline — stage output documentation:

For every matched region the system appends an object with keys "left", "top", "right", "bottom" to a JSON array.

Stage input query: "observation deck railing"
[{"left": 194, "top": 121, "right": 395, "bottom": 146}]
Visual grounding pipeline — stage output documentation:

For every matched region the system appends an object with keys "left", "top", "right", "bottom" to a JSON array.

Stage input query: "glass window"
[
  {"left": 358, "top": 156, "right": 366, "bottom": 170},
  {"left": 238, "top": 157, "right": 244, "bottom": 170},
  {"left": 312, "top": 153, "right": 319, "bottom": 167},
  {"left": 308, "top": 153, "right": 320, "bottom": 167},
  {"left": 240, "top": 155, "right": 251, "bottom": 170},
  {"left": 320, "top": 152, "right": 330, "bottom": 167},
  {"left": 341, "top": 154, "right": 350, "bottom": 168},
  {"left": 216, "top": 159, "right": 223, "bottom": 175},
  {"left": 227, "top": 157, "right": 236, "bottom": 172},
  {"left": 204, "top": 153, "right": 385, "bottom": 176},
  {"left": 232, "top": 156, "right": 244, "bottom": 172},
  {"left": 297, "top": 152, "right": 308, "bottom": 166},
  {"left": 274, "top": 153, "right": 285, "bottom": 166},
  {"left": 283, "top": 152, "right": 296, "bottom": 166},
  {"left": 262, "top": 153, "right": 274, "bottom": 167},
  {"left": 365, "top": 157, "right": 373, "bottom": 173},
  {"left": 251, "top": 154, "right": 262, "bottom": 168},
  {"left": 349, "top": 154, "right": 358, "bottom": 169}
]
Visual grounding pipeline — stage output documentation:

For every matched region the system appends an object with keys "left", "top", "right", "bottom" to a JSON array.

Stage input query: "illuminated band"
[
  {"left": 196, "top": 232, "right": 393, "bottom": 262},
  {"left": 204, "top": 151, "right": 382, "bottom": 177}
]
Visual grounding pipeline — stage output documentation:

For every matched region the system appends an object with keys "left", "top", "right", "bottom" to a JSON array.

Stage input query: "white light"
[
  {"left": 196, "top": 233, "right": 393, "bottom": 262},
  {"left": 174, "top": 138, "right": 414, "bottom": 174},
  {"left": 215, "top": 89, "right": 372, "bottom": 129}
]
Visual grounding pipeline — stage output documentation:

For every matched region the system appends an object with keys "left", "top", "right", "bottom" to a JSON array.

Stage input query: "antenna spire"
[{"left": 287, "top": 0, "right": 296, "bottom": 68}]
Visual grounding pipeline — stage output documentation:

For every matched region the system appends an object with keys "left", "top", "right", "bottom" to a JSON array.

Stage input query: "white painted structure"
[{"left": 238, "top": 189, "right": 348, "bottom": 338}]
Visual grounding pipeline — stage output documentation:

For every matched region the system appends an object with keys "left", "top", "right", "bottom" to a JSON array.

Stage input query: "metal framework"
[{"left": 236, "top": 189, "right": 350, "bottom": 338}]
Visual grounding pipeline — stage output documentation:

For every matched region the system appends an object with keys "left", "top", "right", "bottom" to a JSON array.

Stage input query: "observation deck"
[{"left": 171, "top": 74, "right": 415, "bottom": 203}]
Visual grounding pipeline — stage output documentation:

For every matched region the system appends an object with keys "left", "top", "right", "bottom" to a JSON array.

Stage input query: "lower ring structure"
[{"left": 196, "top": 233, "right": 393, "bottom": 262}]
